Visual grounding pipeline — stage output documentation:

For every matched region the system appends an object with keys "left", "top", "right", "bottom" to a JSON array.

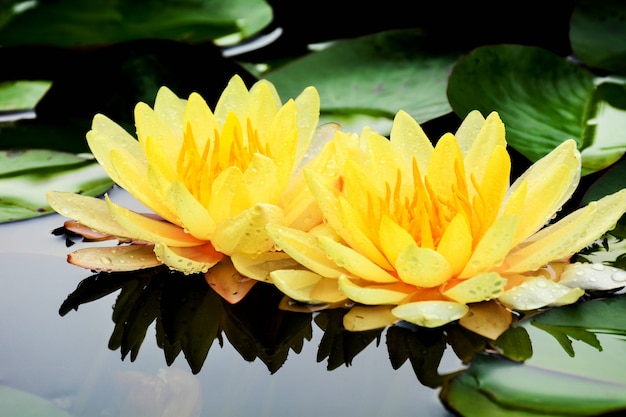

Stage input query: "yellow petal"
[
  {"left": 268, "top": 100, "right": 299, "bottom": 181},
  {"left": 378, "top": 214, "right": 416, "bottom": 267},
  {"left": 46, "top": 191, "right": 132, "bottom": 238},
  {"left": 211, "top": 203, "right": 283, "bottom": 255},
  {"left": 266, "top": 224, "right": 346, "bottom": 278},
  {"left": 458, "top": 301, "right": 513, "bottom": 340},
  {"left": 106, "top": 195, "right": 203, "bottom": 247},
  {"left": 454, "top": 110, "right": 486, "bottom": 156},
  {"left": 342, "top": 159, "right": 381, "bottom": 222},
  {"left": 318, "top": 236, "right": 397, "bottom": 283},
  {"left": 87, "top": 121, "right": 177, "bottom": 222},
  {"left": 473, "top": 145, "right": 510, "bottom": 228},
  {"left": 241, "top": 153, "right": 281, "bottom": 204},
  {"left": 88, "top": 113, "right": 146, "bottom": 170},
  {"left": 389, "top": 110, "right": 433, "bottom": 175},
  {"left": 154, "top": 242, "right": 223, "bottom": 274},
  {"left": 503, "top": 189, "right": 626, "bottom": 273},
  {"left": 395, "top": 243, "right": 452, "bottom": 288},
  {"left": 204, "top": 257, "right": 256, "bottom": 304},
  {"left": 460, "top": 214, "right": 519, "bottom": 278},
  {"left": 281, "top": 186, "right": 323, "bottom": 232},
  {"left": 497, "top": 277, "right": 584, "bottom": 310},
  {"left": 183, "top": 92, "right": 218, "bottom": 156},
  {"left": 305, "top": 170, "right": 346, "bottom": 237},
  {"left": 68, "top": 245, "right": 160, "bottom": 272},
  {"left": 165, "top": 180, "right": 216, "bottom": 240},
  {"left": 108, "top": 148, "right": 179, "bottom": 224},
  {"left": 310, "top": 275, "right": 348, "bottom": 303},
  {"left": 367, "top": 132, "right": 411, "bottom": 194},
  {"left": 292, "top": 122, "right": 340, "bottom": 173},
  {"left": 391, "top": 301, "right": 469, "bottom": 328},
  {"left": 338, "top": 196, "right": 393, "bottom": 270},
  {"left": 508, "top": 139, "right": 581, "bottom": 241},
  {"left": 270, "top": 269, "right": 346, "bottom": 304},
  {"left": 463, "top": 112, "right": 506, "bottom": 186},
  {"left": 442, "top": 272, "right": 507, "bottom": 304},
  {"left": 230, "top": 251, "right": 303, "bottom": 282},
  {"left": 134, "top": 101, "right": 181, "bottom": 157},
  {"left": 436, "top": 213, "right": 473, "bottom": 276},
  {"left": 293, "top": 86, "right": 321, "bottom": 167},
  {"left": 426, "top": 133, "right": 464, "bottom": 202},
  {"left": 338, "top": 275, "right": 412, "bottom": 305},
  {"left": 214, "top": 74, "right": 249, "bottom": 125},
  {"left": 144, "top": 135, "right": 176, "bottom": 185},
  {"left": 208, "top": 166, "right": 243, "bottom": 223},
  {"left": 153, "top": 86, "right": 186, "bottom": 141},
  {"left": 343, "top": 305, "right": 398, "bottom": 331},
  {"left": 247, "top": 80, "right": 279, "bottom": 138}
]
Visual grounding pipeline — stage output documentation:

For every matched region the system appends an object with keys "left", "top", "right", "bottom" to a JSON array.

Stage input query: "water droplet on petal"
[{"left": 611, "top": 271, "right": 626, "bottom": 282}]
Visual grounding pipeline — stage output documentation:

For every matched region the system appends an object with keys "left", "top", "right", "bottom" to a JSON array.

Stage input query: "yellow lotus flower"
[
  {"left": 47, "top": 75, "right": 325, "bottom": 301},
  {"left": 260, "top": 110, "right": 626, "bottom": 329}
]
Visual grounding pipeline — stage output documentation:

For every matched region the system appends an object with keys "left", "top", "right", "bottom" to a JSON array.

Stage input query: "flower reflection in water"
[
  {"left": 57, "top": 260, "right": 626, "bottom": 417},
  {"left": 59, "top": 266, "right": 477, "bottom": 381}
]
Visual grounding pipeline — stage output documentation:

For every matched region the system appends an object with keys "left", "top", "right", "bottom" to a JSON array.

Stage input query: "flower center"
[{"left": 176, "top": 112, "right": 272, "bottom": 208}]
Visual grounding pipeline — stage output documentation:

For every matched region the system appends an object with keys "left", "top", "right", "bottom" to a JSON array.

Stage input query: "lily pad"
[
  {"left": 0, "top": 385, "right": 73, "bottom": 417},
  {"left": 447, "top": 44, "right": 626, "bottom": 175},
  {"left": 265, "top": 29, "right": 461, "bottom": 135},
  {"left": 0, "top": 80, "right": 51, "bottom": 112},
  {"left": 570, "top": 0, "right": 626, "bottom": 74},
  {"left": 0, "top": 0, "right": 272, "bottom": 47},
  {"left": 441, "top": 295, "right": 626, "bottom": 416},
  {"left": 0, "top": 149, "right": 113, "bottom": 223}
]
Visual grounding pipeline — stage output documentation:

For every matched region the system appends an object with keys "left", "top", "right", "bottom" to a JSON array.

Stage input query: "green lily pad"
[
  {"left": 0, "top": 385, "right": 73, "bottom": 417},
  {"left": 0, "top": 0, "right": 272, "bottom": 47},
  {"left": 265, "top": 29, "right": 461, "bottom": 135},
  {"left": 0, "top": 149, "right": 113, "bottom": 223},
  {"left": 441, "top": 295, "right": 626, "bottom": 416},
  {"left": 570, "top": 0, "right": 626, "bottom": 74},
  {"left": 447, "top": 44, "right": 626, "bottom": 175},
  {"left": 0, "top": 81, "right": 51, "bottom": 112}
]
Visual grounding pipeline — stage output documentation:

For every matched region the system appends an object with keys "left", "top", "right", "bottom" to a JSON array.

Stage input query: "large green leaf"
[
  {"left": 0, "top": 80, "right": 51, "bottom": 112},
  {"left": 447, "top": 44, "right": 626, "bottom": 175},
  {"left": 0, "top": 0, "right": 272, "bottom": 47},
  {"left": 0, "top": 385, "right": 74, "bottom": 417},
  {"left": 441, "top": 295, "right": 626, "bottom": 416},
  {"left": 265, "top": 29, "right": 460, "bottom": 135},
  {"left": 0, "top": 150, "right": 113, "bottom": 223},
  {"left": 570, "top": 0, "right": 626, "bottom": 74}
]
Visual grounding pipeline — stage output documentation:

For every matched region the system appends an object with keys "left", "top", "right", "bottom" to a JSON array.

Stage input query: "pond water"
[{"left": 0, "top": 186, "right": 460, "bottom": 417}]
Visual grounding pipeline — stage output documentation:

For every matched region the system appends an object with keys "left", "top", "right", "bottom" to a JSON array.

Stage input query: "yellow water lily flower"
[
  {"left": 262, "top": 110, "right": 626, "bottom": 329},
  {"left": 47, "top": 75, "right": 326, "bottom": 301}
]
